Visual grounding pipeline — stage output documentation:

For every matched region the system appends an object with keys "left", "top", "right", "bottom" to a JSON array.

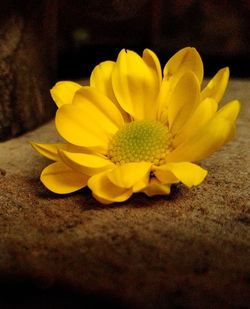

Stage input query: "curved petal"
[
  {"left": 30, "top": 142, "right": 99, "bottom": 161},
  {"left": 55, "top": 86, "right": 124, "bottom": 149},
  {"left": 73, "top": 87, "right": 124, "bottom": 129},
  {"left": 59, "top": 150, "right": 114, "bottom": 176},
  {"left": 164, "top": 47, "right": 204, "bottom": 85},
  {"left": 50, "top": 81, "right": 82, "bottom": 108},
  {"left": 90, "top": 60, "right": 116, "bottom": 100},
  {"left": 156, "top": 79, "right": 171, "bottom": 123},
  {"left": 88, "top": 171, "right": 133, "bottom": 203},
  {"left": 173, "top": 98, "right": 217, "bottom": 146},
  {"left": 132, "top": 176, "right": 149, "bottom": 192},
  {"left": 30, "top": 142, "right": 68, "bottom": 161},
  {"left": 152, "top": 166, "right": 179, "bottom": 184},
  {"left": 142, "top": 178, "right": 171, "bottom": 197},
  {"left": 166, "top": 100, "right": 240, "bottom": 162},
  {"left": 216, "top": 99, "right": 240, "bottom": 122},
  {"left": 201, "top": 67, "right": 229, "bottom": 103},
  {"left": 155, "top": 162, "right": 207, "bottom": 187},
  {"left": 142, "top": 48, "right": 162, "bottom": 86},
  {"left": 91, "top": 194, "right": 116, "bottom": 205},
  {"left": 41, "top": 162, "right": 88, "bottom": 194},
  {"left": 90, "top": 60, "right": 130, "bottom": 122},
  {"left": 66, "top": 144, "right": 99, "bottom": 155},
  {"left": 107, "top": 162, "right": 152, "bottom": 188},
  {"left": 112, "top": 49, "right": 160, "bottom": 120},
  {"left": 168, "top": 71, "right": 200, "bottom": 135}
]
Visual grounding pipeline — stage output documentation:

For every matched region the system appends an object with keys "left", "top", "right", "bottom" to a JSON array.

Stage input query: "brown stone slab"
[{"left": 0, "top": 80, "right": 249, "bottom": 307}]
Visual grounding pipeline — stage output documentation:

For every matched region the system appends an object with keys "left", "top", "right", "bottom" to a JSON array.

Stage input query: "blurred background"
[
  {"left": 1, "top": 0, "right": 249, "bottom": 140},
  {"left": 58, "top": 0, "right": 250, "bottom": 79}
]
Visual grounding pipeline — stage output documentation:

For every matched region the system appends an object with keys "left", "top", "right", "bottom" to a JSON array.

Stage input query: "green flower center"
[{"left": 107, "top": 120, "right": 172, "bottom": 165}]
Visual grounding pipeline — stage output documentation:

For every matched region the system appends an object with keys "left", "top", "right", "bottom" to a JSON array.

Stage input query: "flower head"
[{"left": 31, "top": 47, "right": 240, "bottom": 204}]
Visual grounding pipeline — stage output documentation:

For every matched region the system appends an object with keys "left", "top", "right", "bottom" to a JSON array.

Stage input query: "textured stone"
[
  {"left": 0, "top": 1, "right": 57, "bottom": 141},
  {"left": 0, "top": 80, "right": 249, "bottom": 308}
]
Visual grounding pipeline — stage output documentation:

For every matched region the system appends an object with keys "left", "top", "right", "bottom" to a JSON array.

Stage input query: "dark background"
[{"left": 57, "top": 0, "right": 250, "bottom": 79}]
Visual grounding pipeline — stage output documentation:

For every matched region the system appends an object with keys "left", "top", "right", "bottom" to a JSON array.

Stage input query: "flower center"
[{"left": 107, "top": 120, "right": 172, "bottom": 165}]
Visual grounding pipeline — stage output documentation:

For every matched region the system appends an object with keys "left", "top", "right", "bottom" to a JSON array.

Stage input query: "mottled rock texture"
[
  {"left": 0, "top": 1, "right": 57, "bottom": 141},
  {"left": 0, "top": 80, "right": 249, "bottom": 308}
]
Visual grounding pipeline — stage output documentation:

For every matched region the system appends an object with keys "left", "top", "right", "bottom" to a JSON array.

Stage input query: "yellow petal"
[
  {"left": 132, "top": 176, "right": 149, "bottom": 192},
  {"left": 152, "top": 166, "right": 179, "bottom": 184},
  {"left": 155, "top": 162, "right": 207, "bottom": 187},
  {"left": 50, "top": 81, "right": 82, "bottom": 108},
  {"left": 156, "top": 79, "right": 171, "bottom": 123},
  {"left": 30, "top": 142, "right": 99, "bottom": 161},
  {"left": 166, "top": 100, "right": 240, "bottom": 162},
  {"left": 164, "top": 47, "right": 204, "bottom": 84},
  {"left": 168, "top": 71, "right": 200, "bottom": 135},
  {"left": 90, "top": 60, "right": 130, "bottom": 122},
  {"left": 90, "top": 60, "right": 116, "bottom": 99},
  {"left": 55, "top": 86, "right": 124, "bottom": 149},
  {"left": 30, "top": 142, "right": 68, "bottom": 161},
  {"left": 91, "top": 194, "right": 115, "bottom": 205},
  {"left": 66, "top": 144, "right": 98, "bottom": 155},
  {"left": 216, "top": 99, "right": 240, "bottom": 122},
  {"left": 41, "top": 162, "right": 88, "bottom": 194},
  {"left": 201, "top": 67, "right": 229, "bottom": 103},
  {"left": 112, "top": 49, "right": 160, "bottom": 120},
  {"left": 142, "top": 48, "right": 162, "bottom": 87},
  {"left": 59, "top": 150, "right": 114, "bottom": 176},
  {"left": 88, "top": 171, "right": 132, "bottom": 203},
  {"left": 107, "top": 162, "right": 152, "bottom": 188},
  {"left": 173, "top": 98, "right": 217, "bottom": 146},
  {"left": 73, "top": 86, "right": 124, "bottom": 128},
  {"left": 142, "top": 178, "right": 171, "bottom": 197}
]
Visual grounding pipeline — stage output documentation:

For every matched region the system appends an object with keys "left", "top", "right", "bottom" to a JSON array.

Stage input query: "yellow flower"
[{"left": 31, "top": 47, "right": 240, "bottom": 204}]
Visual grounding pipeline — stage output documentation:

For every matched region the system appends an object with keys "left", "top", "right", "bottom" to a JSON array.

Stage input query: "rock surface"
[
  {"left": 0, "top": 1, "right": 57, "bottom": 141},
  {"left": 0, "top": 80, "right": 249, "bottom": 308}
]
